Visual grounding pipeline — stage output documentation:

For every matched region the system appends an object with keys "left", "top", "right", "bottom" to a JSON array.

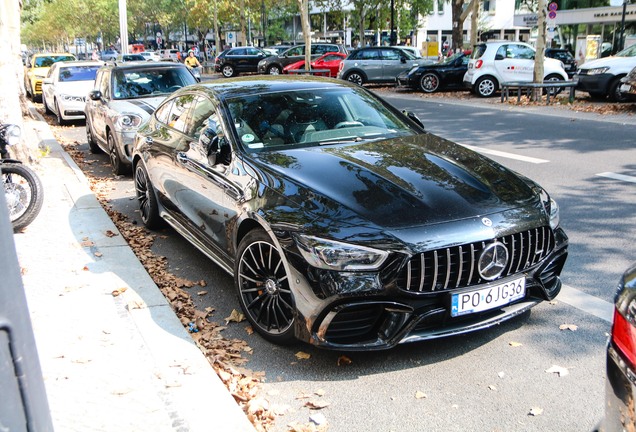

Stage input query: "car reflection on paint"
[{"left": 132, "top": 76, "right": 568, "bottom": 350}]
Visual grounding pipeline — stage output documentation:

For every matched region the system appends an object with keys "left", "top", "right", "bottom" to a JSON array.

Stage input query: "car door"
[
  {"left": 354, "top": 49, "right": 382, "bottom": 81},
  {"left": 88, "top": 70, "right": 110, "bottom": 145},
  {"left": 244, "top": 47, "right": 266, "bottom": 72},
  {"left": 494, "top": 43, "right": 535, "bottom": 83},
  {"left": 445, "top": 54, "right": 470, "bottom": 88},
  {"left": 380, "top": 48, "right": 408, "bottom": 81}
]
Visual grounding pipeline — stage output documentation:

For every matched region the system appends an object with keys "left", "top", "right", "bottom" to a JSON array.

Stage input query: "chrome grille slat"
[{"left": 398, "top": 226, "right": 555, "bottom": 293}]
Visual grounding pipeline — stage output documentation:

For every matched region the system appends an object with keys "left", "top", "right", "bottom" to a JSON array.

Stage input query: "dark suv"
[
  {"left": 545, "top": 48, "right": 577, "bottom": 77},
  {"left": 214, "top": 47, "right": 269, "bottom": 78},
  {"left": 257, "top": 43, "right": 347, "bottom": 75},
  {"left": 85, "top": 61, "right": 197, "bottom": 175}
]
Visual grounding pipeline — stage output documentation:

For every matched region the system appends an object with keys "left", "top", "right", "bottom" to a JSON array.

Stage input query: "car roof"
[
  {"left": 101, "top": 61, "right": 184, "bottom": 70},
  {"left": 186, "top": 76, "right": 355, "bottom": 100},
  {"left": 55, "top": 60, "right": 102, "bottom": 67}
]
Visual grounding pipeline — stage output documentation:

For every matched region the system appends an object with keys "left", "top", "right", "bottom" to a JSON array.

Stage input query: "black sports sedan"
[
  {"left": 396, "top": 52, "right": 470, "bottom": 93},
  {"left": 132, "top": 76, "right": 568, "bottom": 350}
]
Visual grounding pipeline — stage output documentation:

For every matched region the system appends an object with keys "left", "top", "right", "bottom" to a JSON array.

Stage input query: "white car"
[
  {"left": 463, "top": 41, "right": 569, "bottom": 97},
  {"left": 41, "top": 60, "right": 101, "bottom": 125},
  {"left": 574, "top": 44, "right": 636, "bottom": 102},
  {"left": 139, "top": 51, "right": 161, "bottom": 62}
]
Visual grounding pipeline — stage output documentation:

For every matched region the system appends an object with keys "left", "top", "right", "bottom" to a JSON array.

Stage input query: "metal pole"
[
  {"left": 390, "top": 0, "right": 395, "bottom": 45},
  {"left": 619, "top": 0, "right": 627, "bottom": 51}
]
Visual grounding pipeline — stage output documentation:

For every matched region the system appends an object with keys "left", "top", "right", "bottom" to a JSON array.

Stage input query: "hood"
[
  {"left": 109, "top": 96, "right": 166, "bottom": 119},
  {"left": 30, "top": 67, "right": 50, "bottom": 78},
  {"left": 580, "top": 55, "right": 636, "bottom": 70},
  {"left": 55, "top": 81, "right": 95, "bottom": 98},
  {"left": 252, "top": 134, "right": 539, "bottom": 229}
]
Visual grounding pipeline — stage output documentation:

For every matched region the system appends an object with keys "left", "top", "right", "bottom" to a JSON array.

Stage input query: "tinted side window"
[
  {"left": 99, "top": 71, "right": 110, "bottom": 98},
  {"left": 380, "top": 49, "right": 401, "bottom": 61},
  {"left": 231, "top": 48, "right": 246, "bottom": 56},
  {"left": 357, "top": 49, "right": 380, "bottom": 60},
  {"left": 471, "top": 44, "right": 487, "bottom": 59},
  {"left": 286, "top": 46, "right": 304, "bottom": 56},
  {"left": 313, "top": 45, "right": 337, "bottom": 55}
]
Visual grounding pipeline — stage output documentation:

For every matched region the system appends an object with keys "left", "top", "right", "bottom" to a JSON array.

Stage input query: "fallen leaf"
[
  {"left": 81, "top": 240, "right": 94, "bottom": 247},
  {"left": 104, "top": 230, "right": 118, "bottom": 237},
  {"left": 304, "top": 400, "right": 330, "bottom": 409},
  {"left": 337, "top": 355, "right": 352, "bottom": 366},
  {"left": 529, "top": 407, "right": 543, "bottom": 416},
  {"left": 559, "top": 324, "right": 578, "bottom": 331},
  {"left": 498, "top": 371, "right": 505, "bottom": 379},
  {"left": 545, "top": 365, "right": 569, "bottom": 377},
  {"left": 111, "top": 287, "right": 128, "bottom": 297},
  {"left": 415, "top": 391, "right": 427, "bottom": 399},
  {"left": 199, "top": 280, "right": 207, "bottom": 287},
  {"left": 309, "top": 412, "right": 327, "bottom": 425},
  {"left": 549, "top": 300, "right": 558, "bottom": 305},
  {"left": 295, "top": 351, "right": 311, "bottom": 360},
  {"left": 225, "top": 309, "right": 245, "bottom": 324},
  {"left": 197, "top": 290, "right": 208, "bottom": 296},
  {"left": 315, "top": 389, "right": 326, "bottom": 397},
  {"left": 245, "top": 326, "right": 254, "bottom": 335},
  {"left": 94, "top": 252, "right": 103, "bottom": 257},
  {"left": 488, "top": 385, "right": 497, "bottom": 391},
  {"left": 509, "top": 341, "right": 523, "bottom": 347}
]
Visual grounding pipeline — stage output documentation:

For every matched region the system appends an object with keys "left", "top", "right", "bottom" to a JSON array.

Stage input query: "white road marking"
[
  {"left": 558, "top": 284, "right": 614, "bottom": 323},
  {"left": 462, "top": 144, "right": 550, "bottom": 164},
  {"left": 596, "top": 172, "right": 636, "bottom": 184}
]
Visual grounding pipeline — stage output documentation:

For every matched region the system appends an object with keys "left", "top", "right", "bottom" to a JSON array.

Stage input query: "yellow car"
[{"left": 24, "top": 53, "right": 76, "bottom": 101}]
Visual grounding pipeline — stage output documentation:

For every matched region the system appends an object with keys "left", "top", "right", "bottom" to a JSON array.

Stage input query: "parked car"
[
  {"left": 214, "top": 47, "right": 269, "bottom": 77},
  {"left": 257, "top": 43, "right": 347, "bottom": 75},
  {"left": 24, "top": 53, "right": 76, "bottom": 101},
  {"left": 545, "top": 48, "right": 577, "bottom": 77},
  {"left": 139, "top": 51, "right": 161, "bottom": 62},
  {"left": 264, "top": 45, "right": 292, "bottom": 55},
  {"left": 100, "top": 49, "right": 118, "bottom": 61},
  {"left": 41, "top": 61, "right": 101, "bottom": 125},
  {"left": 396, "top": 51, "right": 470, "bottom": 93},
  {"left": 85, "top": 61, "right": 197, "bottom": 175},
  {"left": 337, "top": 46, "right": 421, "bottom": 85},
  {"left": 392, "top": 46, "right": 423, "bottom": 59},
  {"left": 597, "top": 263, "right": 636, "bottom": 431},
  {"left": 160, "top": 49, "right": 181, "bottom": 62},
  {"left": 283, "top": 52, "right": 347, "bottom": 77},
  {"left": 115, "top": 54, "right": 146, "bottom": 63},
  {"left": 463, "top": 41, "right": 568, "bottom": 97},
  {"left": 574, "top": 43, "right": 636, "bottom": 102},
  {"left": 618, "top": 65, "right": 636, "bottom": 101},
  {"left": 131, "top": 76, "right": 568, "bottom": 349}
]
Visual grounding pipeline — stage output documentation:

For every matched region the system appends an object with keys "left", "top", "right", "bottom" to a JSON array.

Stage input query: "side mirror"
[
  {"left": 88, "top": 90, "right": 102, "bottom": 101},
  {"left": 401, "top": 57, "right": 407, "bottom": 63},
  {"left": 402, "top": 110, "right": 425, "bottom": 131}
]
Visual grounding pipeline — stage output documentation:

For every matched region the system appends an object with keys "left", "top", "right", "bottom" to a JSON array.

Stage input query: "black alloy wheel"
[
  {"left": 107, "top": 130, "right": 127, "bottom": 176},
  {"left": 420, "top": 72, "right": 440, "bottom": 93},
  {"left": 345, "top": 71, "right": 365, "bottom": 85},
  {"left": 134, "top": 163, "right": 162, "bottom": 229},
  {"left": 609, "top": 76, "right": 628, "bottom": 102},
  {"left": 235, "top": 229, "right": 296, "bottom": 344}
]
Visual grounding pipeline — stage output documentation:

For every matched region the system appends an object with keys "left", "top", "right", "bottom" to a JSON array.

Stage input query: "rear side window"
[
  {"left": 351, "top": 49, "right": 380, "bottom": 60},
  {"left": 471, "top": 44, "right": 487, "bottom": 59}
]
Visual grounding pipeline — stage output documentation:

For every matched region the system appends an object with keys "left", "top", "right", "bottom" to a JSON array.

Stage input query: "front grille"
[
  {"left": 34, "top": 81, "right": 42, "bottom": 92},
  {"left": 397, "top": 226, "right": 555, "bottom": 293},
  {"left": 323, "top": 304, "right": 385, "bottom": 344}
]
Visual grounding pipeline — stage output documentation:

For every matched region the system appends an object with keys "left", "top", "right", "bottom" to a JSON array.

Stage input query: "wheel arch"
[{"left": 344, "top": 69, "right": 367, "bottom": 81}]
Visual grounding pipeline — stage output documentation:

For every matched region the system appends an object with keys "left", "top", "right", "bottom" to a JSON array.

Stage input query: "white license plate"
[
  {"left": 451, "top": 277, "right": 526, "bottom": 317},
  {"left": 620, "top": 83, "right": 631, "bottom": 92}
]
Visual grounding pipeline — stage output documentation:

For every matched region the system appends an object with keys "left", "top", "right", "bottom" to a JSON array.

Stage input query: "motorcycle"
[{"left": 1, "top": 123, "right": 44, "bottom": 231}]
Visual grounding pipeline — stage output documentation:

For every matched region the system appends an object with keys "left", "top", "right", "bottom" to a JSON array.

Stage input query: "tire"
[
  {"left": 221, "top": 64, "right": 235, "bottom": 78},
  {"left": 475, "top": 76, "right": 498, "bottom": 97},
  {"left": 2, "top": 163, "right": 44, "bottom": 231},
  {"left": 544, "top": 74, "right": 564, "bottom": 96},
  {"left": 608, "top": 76, "right": 628, "bottom": 102},
  {"left": 267, "top": 65, "right": 281, "bottom": 75},
  {"left": 42, "top": 93, "right": 53, "bottom": 115},
  {"left": 86, "top": 118, "right": 102, "bottom": 154},
  {"left": 419, "top": 72, "right": 440, "bottom": 93},
  {"left": 235, "top": 229, "right": 296, "bottom": 345},
  {"left": 588, "top": 91, "right": 606, "bottom": 100},
  {"left": 107, "top": 130, "right": 128, "bottom": 176},
  {"left": 345, "top": 71, "right": 365, "bottom": 85},
  {"left": 134, "top": 162, "right": 162, "bottom": 229},
  {"left": 55, "top": 100, "right": 66, "bottom": 126}
]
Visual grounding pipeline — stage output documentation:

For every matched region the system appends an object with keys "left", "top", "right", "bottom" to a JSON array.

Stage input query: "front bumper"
[
  {"left": 574, "top": 72, "right": 614, "bottom": 95},
  {"left": 59, "top": 98, "right": 87, "bottom": 120},
  {"left": 395, "top": 72, "right": 417, "bottom": 88},
  {"left": 290, "top": 227, "right": 568, "bottom": 351}
]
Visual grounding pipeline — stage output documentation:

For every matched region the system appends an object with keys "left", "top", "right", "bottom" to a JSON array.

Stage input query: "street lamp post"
[{"left": 619, "top": 0, "right": 627, "bottom": 51}]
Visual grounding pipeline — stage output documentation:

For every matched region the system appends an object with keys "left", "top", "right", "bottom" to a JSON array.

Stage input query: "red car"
[{"left": 283, "top": 52, "right": 347, "bottom": 77}]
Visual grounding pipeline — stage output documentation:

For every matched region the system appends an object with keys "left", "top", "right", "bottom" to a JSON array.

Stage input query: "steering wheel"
[{"left": 335, "top": 121, "right": 364, "bottom": 129}]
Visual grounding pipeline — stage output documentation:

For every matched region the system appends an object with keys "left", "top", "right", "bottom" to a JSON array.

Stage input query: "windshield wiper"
[{"left": 318, "top": 136, "right": 365, "bottom": 145}]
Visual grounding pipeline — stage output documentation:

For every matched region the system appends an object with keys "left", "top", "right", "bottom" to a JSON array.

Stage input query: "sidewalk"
[{"left": 12, "top": 107, "right": 255, "bottom": 432}]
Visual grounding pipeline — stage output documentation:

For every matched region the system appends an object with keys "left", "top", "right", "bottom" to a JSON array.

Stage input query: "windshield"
[
  {"left": 225, "top": 86, "right": 418, "bottom": 152},
  {"left": 59, "top": 65, "right": 100, "bottom": 82},
  {"left": 617, "top": 44, "right": 636, "bottom": 57},
  {"left": 34, "top": 55, "right": 75, "bottom": 67},
  {"left": 111, "top": 67, "right": 197, "bottom": 99}
]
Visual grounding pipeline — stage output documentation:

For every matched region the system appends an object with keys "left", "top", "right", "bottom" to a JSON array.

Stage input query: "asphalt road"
[{"left": 47, "top": 93, "right": 635, "bottom": 432}]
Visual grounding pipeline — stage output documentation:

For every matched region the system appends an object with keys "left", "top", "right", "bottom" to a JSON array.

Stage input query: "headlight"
[
  {"left": 60, "top": 94, "right": 84, "bottom": 102},
  {"left": 540, "top": 189, "right": 560, "bottom": 230},
  {"left": 115, "top": 113, "right": 143, "bottom": 130},
  {"left": 3, "top": 125, "right": 21, "bottom": 146},
  {"left": 258, "top": 60, "right": 266, "bottom": 66},
  {"left": 294, "top": 234, "right": 388, "bottom": 271},
  {"left": 585, "top": 67, "right": 609, "bottom": 75}
]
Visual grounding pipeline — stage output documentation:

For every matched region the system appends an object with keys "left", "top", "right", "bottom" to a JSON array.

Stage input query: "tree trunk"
[
  {"left": 533, "top": 0, "right": 547, "bottom": 101},
  {"left": 297, "top": 0, "right": 311, "bottom": 69},
  {"left": 213, "top": 0, "right": 220, "bottom": 54},
  {"left": 239, "top": 0, "right": 247, "bottom": 46},
  {"left": 451, "top": 0, "right": 464, "bottom": 53},
  {"left": 469, "top": 0, "right": 478, "bottom": 48}
]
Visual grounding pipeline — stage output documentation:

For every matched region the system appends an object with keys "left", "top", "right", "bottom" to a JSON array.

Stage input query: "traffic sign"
[
  {"left": 549, "top": 2, "right": 558, "bottom": 11},
  {"left": 548, "top": 10, "right": 557, "bottom": 19}
]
